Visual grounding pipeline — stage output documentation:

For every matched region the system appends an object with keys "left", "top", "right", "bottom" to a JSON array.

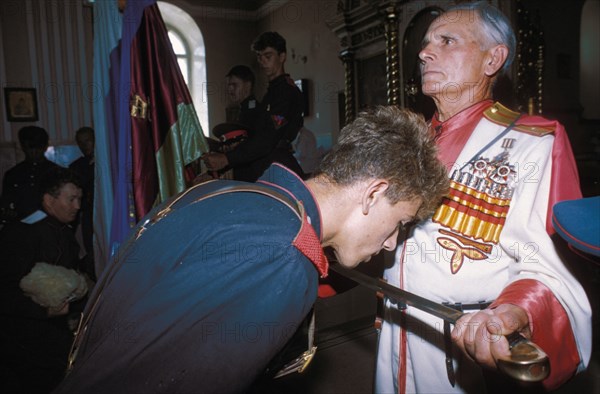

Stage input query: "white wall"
[
  {"left": 256, "top": 0, "right": 344, "bottom": 150},
  {"left": 0, "top": 0, "right": 93, "bottom": 145}
]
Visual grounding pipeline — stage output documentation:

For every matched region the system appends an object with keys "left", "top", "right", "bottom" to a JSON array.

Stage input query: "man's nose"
[
  {"left": 419, "top": 44, "right": 434, "bottom": 64},
  {"left": 382, "top": 230, "right": 399, "bottom": 251}
]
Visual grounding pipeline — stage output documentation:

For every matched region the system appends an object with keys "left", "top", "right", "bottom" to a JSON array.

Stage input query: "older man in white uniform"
[{"left": 375, "top": 2, "right": 592, "bottom": 393}]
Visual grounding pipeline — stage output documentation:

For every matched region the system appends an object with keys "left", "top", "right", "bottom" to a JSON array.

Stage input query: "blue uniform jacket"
[{"left": 55, "top": 164, "right": 326, "bottom": 394}]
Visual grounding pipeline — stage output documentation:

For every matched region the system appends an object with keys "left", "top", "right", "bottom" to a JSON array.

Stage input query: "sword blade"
[
  {"left": 330, "top": 263, "right": 464, "bottom": 323},
  {"left": 329, "top": 263, "right": 550, "bottom": 382}
]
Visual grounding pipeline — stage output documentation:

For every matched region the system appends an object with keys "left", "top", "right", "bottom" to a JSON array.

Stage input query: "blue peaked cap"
[{"left": 552, "top": 196, "right": 600, "bottom": 257}]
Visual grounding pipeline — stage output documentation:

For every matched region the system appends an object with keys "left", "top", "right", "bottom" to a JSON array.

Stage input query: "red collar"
[
  {"left": 431, "top": 100, "right": 493, "bottom": 140},
  {"left": 292, "top": 204, "right": 329, "bottom": 278},
  {"left": 431, "top": 100, "right": 493, "bottom": 171}
]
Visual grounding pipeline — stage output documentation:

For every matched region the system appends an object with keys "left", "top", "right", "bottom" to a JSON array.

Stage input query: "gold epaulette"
[{"left": 484, "top": 102, "right": 555, "bottom": 136}]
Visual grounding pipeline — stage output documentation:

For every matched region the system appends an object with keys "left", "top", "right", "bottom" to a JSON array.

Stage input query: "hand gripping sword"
[{"left": 329, "top": 263, "right": 550, "bottom": 383}]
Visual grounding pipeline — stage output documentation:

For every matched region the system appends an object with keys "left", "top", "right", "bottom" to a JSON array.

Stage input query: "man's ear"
[
  {"left": 484, "top": 44, "right": 509, "bottom": 76},
  {"left": 279, "top": 51, "right": 287, "bottom": 63},
  {"left": 361, "top": 179, "right": 390, "bottom": 215},
  {"left": 41, "top": 193, "right": 52, "bottom": 211}
]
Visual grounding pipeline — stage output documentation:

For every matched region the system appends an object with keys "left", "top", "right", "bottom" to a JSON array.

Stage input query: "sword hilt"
[{"left": 496, "top": 332, "right": 550, "bottom": 382}]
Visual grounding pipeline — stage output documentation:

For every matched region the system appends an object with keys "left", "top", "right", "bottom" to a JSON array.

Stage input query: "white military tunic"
[{"left": 375, "top": 102, "right": 592, "bottom": 393}]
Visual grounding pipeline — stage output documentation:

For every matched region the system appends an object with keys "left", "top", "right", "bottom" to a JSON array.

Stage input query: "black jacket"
[{"left": 226, "top": 74, "right": 304, "bottom": 181}]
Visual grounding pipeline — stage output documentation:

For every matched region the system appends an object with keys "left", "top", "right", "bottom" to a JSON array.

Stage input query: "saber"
[{"left": 329, "top": 263, "right": 550, "bottom": 383}]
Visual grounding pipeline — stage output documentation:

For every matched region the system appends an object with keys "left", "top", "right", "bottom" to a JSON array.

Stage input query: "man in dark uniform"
[
  {"left": 54, "top": 106, "right": 449, "bottom": 394},
  {"left": 219, "top": 65, "right": 263, "bottom": 182},
  {"left": 1, "top": 126, "right": 60, "bottom": 224},
  {"left": 252, "top": 31, "right": 305, "bottom": 177},
  {"left": 225, "top": 64, "right": 260, "bottom": 127},
  {"left": 203, "top": 32, "right": 305, "bottom": 181},
  {"left": 0, "top": 167, "right": 86, "bottom": 393}
]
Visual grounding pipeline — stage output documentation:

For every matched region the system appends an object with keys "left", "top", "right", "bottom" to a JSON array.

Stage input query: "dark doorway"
[{"left": 402, "top": 7, "right": 442, "bottom": 120}]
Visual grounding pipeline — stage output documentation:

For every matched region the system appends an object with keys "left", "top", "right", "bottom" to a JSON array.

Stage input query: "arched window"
[
  {"left": 157, "top": 1, "right": 208, "bottom": 135},
  {"left": 168, "top": 29, "right": 190, "bottom": 84}
]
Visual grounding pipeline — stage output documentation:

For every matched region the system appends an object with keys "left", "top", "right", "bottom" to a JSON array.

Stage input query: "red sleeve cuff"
[{"left": 491, "top": 279, "right": 580, "bottom": 390}]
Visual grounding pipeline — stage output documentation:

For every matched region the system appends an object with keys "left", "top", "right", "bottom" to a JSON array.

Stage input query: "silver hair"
[{"left": 447, "top": 1, "right": 516, "bottom": 73}]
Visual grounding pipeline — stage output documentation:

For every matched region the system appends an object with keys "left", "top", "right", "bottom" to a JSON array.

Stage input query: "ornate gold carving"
[
  {"left": 383, "top": 5, "right": 400, "bottom": 105},
  {"left": 516, "top": 0, "right": 544, "bottom": 114},
  {"left": 340, "top": 50, "right": 355, "bottom": 124},
  {"left": 350, "top": 24, "right": 385, "bottom": 47}
]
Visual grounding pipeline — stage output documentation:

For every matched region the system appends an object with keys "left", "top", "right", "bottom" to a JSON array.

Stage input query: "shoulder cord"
[
  {"left": 459, "top": 113, "right": 523, "bottom": 172},
  {"left": 66, "top": 182, "right": 307, "bottom": 374}
]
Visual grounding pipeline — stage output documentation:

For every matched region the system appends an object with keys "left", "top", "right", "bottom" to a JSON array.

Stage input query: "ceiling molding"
[
  {"left": 161, "top": 0, "right": 290, "bottom": 21},
  {"left": 256, "top": 0, "right": 290, "bottom": 20}
]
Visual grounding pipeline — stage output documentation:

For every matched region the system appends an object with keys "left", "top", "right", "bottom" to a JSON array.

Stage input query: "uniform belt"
[{"left": 442, "top": 301, "right": 492, "bottom": 387}]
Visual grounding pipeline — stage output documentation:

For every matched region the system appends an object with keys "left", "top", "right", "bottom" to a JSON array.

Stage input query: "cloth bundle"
[{"left": 20, "top": 262, "right": 88, "bottom": 308}]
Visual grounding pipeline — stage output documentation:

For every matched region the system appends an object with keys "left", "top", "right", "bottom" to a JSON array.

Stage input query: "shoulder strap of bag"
[{"left": 67, "top": 182, "right": 304, "bottom": 373}]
